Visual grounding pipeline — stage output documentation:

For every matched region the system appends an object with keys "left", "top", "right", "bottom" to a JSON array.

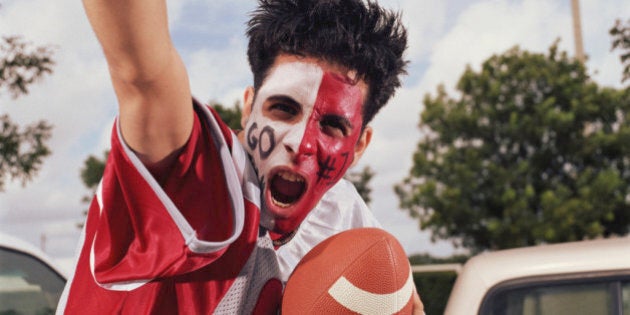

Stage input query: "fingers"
[{"left": 412, "top": 285, "right": 425, "bottom": 315}]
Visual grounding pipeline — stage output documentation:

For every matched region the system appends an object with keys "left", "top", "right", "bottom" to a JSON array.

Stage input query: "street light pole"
[
  {"left": 40, "top": 233, "right": 46, "bottom": 252},
  {"left": 571, "top": 0, "right": 585, "bottom": 63}
]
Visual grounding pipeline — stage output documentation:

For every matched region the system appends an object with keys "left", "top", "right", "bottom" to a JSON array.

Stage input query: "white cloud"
[
  {"left": 421, "top": 0, "right": 573, "bottom": 95},
  {"left": 185, "top": 37, "right": 250, "bottom": 106},
  {"left": 380, "top": 0, "right": 448, "bottom": 63},
  {"left": 580, "top": 0, "right": 630, "bottom": 87}
]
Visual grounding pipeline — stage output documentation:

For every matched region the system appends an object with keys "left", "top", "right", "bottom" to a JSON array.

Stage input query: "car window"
[
  {"left": 480, "top": 276, "right": 630, "bottom": 315},
  {"left": 483, "top": 282, "right": 612, "bottom": 315},
  {"left": 0, "top": 247, "right": 66, "bottom": 315}
]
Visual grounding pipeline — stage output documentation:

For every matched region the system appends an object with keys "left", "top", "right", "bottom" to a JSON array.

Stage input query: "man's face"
[{"left": 242, "top": 54, "right": 370, "bottom": 234}]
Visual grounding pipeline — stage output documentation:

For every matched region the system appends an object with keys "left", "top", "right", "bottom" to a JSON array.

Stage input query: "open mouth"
[{"left": 269, "top": 170, "right": 306, "bottom": 208}]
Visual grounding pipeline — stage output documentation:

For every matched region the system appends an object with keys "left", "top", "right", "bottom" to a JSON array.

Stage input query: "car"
[
  {"left": 0, "top": 232, "right": 67, "bottom": 315},
  {"left": 444, "top": 236, "right": 630, "bottom": 315}
]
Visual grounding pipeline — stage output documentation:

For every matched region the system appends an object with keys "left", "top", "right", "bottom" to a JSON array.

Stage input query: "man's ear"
[
  {"left": 351, "top": 126, "right": 372, "bottom": 167},
  {"left": 241, "top": 86, "right": 255, "bottom": 130}
]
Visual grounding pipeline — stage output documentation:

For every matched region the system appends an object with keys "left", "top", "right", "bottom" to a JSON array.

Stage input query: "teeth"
[
  {"left": 278, "top": 171, "right": 304, "bottom": 183},
  {"left": 270, "top": 170, "right": 305, "bottom": 208},
  {"left": 272, "top": 198, "right": 291, "bottom": 208}
]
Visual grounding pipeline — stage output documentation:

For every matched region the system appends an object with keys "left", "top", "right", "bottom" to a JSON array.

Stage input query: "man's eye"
[
  {"left": 269, "top": 103, "right": 298, "bottom": 119},
  {"left": 320, "top": 116, "right": 348, "bottom": 138}
]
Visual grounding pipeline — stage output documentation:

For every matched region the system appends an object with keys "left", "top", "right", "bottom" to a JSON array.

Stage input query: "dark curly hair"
[{"left": 246, "top": 0, "right": 408, "bottom": 127}]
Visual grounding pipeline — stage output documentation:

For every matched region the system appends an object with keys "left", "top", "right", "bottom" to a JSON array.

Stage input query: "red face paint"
[{"left": 271, "top": 72, "right": 365, "bottom": 233}]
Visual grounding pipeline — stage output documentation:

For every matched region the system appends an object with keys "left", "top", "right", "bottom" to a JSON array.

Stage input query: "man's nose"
[
  {"left": 282, "top": 127, "right": 306, "bottom": 155},
  {"left": 298, "top": 139, "right": 316, "bottom": 156},
  {"left": 284, "top": 130, "right": 317, "bottom": 163}
]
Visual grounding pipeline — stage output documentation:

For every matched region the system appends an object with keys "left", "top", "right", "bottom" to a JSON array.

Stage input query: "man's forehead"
[
  {"left": 256, "top": 60, "right": 365, "bottom": 114},
  {"left": 256, "top": 61, "right": 324, "bottom": 107}
]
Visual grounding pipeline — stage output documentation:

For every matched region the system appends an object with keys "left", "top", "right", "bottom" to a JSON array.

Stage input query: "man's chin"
[
  {"left": 267, "top": 211, "right": 301, "bottom": 235},
  {"left": 260, "top": 200, "right": 310, "bottom": 235}
]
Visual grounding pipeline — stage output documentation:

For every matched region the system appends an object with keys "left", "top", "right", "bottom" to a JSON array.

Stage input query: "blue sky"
[{"left": 0, "top": 0, "right": 628, "bottom": 263}]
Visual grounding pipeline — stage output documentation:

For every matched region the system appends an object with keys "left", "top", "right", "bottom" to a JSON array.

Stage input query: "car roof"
[
  {"left": 445, "top": 237, "right": 630, "bottom": 315},
  {"left": 0, "top": 231, "right": 68, "bottom": 279}
]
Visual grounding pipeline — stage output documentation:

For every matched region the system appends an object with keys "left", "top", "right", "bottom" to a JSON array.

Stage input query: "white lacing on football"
[{"left": 327, "top": 270, "right": 414, "bottom": 315}]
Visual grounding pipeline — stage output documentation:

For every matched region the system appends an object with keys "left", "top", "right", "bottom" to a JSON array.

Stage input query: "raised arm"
[{"left": 83, "top": 0, "right": 193, "bottom": 165}]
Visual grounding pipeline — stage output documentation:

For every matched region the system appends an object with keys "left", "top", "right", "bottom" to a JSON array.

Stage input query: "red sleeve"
[{"left": 90, "top": 103, "right": 238, "bottom": 286}]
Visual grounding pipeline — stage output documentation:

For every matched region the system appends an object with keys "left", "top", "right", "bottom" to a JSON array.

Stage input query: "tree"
[
  {"left": 77, "top": 150, "right": 108, "bottom": 228},
  {"left": 210, "top": 101, "right": 242, "bottom": 130},
  {"left": 344, "top": 166, "right": 374, "bottom": 205},
  {"left": 396, "top": 42, "right": 630, "bottom": 252},
  {"left": 0, "top": 33, "right": 55, "bottom": 191},
  {"left": 1, "top": 36, "right": 54, "bottom": 97},
  {"left": 80, "top": 150, "right": 109, "bottom": 201},
  {"left": 610, "top": 18, "right": 630, "bottom": 83}
]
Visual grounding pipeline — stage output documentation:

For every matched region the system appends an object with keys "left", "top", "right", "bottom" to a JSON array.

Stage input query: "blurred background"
[{"left": 0, "top": 2, "right": 628, "bottom": 303}]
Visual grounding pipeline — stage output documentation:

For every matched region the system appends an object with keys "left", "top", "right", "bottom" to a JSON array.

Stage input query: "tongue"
[{"left": 271, "top": 175, "right": 304, "bottom": 204}]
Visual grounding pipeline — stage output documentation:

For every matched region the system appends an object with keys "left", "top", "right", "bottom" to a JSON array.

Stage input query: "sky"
[{"left": 0, "top": 0, "right": 628, "bottom": 263}]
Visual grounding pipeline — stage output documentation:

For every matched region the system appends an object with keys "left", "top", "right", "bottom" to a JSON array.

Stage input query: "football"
[{"left": 282, "top": 228, "right": 414, "bottom": 314}]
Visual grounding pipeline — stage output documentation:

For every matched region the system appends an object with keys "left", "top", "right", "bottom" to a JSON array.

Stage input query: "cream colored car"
[
  {"left": 0, "top": 232, "right": 67, "bottom": 314},
  {"left": 444, "top": 237, "right": 630, "bottom": 315}
]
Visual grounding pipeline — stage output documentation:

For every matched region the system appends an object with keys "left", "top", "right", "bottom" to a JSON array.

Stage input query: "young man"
[
  {"left": 58, "top": 0, "right": 421, "bottom": 313},
  {"left": 242, "top": 0, "right": 408, "bottom": 283}
]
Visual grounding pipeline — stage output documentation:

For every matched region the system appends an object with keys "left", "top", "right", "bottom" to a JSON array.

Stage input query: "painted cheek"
[
  {"left": 271, "top": 72, "right": 364, "bottom": 234},
  {"left": 245, "top": 117, "right": 294, "bottom": 185},
  {"left": 299, "top": 72, "right": 364, "bottom": 191}
]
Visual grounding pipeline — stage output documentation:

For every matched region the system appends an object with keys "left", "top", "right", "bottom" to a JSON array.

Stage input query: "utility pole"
[
  {"left": 571, "top": 0, "right": 585, "bottom": 63},
  {"left": 41, "top": 233, "right": 46, "bottom": 252}
]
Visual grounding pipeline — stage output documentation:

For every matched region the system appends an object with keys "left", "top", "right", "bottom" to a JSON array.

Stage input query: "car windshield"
[
  {"left": 0, "top": 247, "right": 66, "bottom": 315},
  {"left": 481, "top": 277, "right": 630, "bottom": 315}
]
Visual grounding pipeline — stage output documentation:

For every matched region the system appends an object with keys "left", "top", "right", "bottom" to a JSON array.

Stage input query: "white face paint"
[
  {"left": 243, "top": 56, "right": 366, "bottom": 234},
  {"left": 245, "top": 61, "right": 324, "bottom": 184}
]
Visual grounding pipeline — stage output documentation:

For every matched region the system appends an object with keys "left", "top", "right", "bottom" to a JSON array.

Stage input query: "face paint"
[{"left": 244, "top": 57, "right": 365, "bottom": 234}]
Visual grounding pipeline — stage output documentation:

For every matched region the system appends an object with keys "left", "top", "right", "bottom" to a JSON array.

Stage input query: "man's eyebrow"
[
  {"left": 266, "top": 95, "right": 301, "bottom": 107},
  {"left": 322, "top": 114, "right": 354, "bottom": 129}
]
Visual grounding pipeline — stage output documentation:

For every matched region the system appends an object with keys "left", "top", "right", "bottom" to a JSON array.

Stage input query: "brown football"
[{"left": 282, "top": 228, "right": 414, "bottom": 314}]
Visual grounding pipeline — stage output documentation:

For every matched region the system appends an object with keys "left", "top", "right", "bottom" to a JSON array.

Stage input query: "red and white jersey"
[{"left": 57, "top": 102, "right": 281, "bottom": 314}]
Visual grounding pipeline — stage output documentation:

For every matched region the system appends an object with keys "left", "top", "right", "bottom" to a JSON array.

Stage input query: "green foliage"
[
  {"left": 610, "top": 18, "right": 630, "bottom": 83},
  {"left": 0, "top": 115, "right": 52, "bottom": 191},
  {"left": 344, "top": 166, "right": 374, "bottom": 205},
  {"left": 0, "top": 29, "right": 55, "bottom": 191},
  {"left": 414, "top": 272, "right": 457, "bottom": 315},
  {"left": 211, "top": 101, "right": 242, "bottom": 130},
  {"left": 408, "top": 253, "right": 469, "bottom": 265},
  {"left": 396, "top": 42, "right": 630, "bottom": 252},
  {"left": 80, "top": 150, "right": 109, "bottom": 191},
  {"left": 78, "top": 150, "right": 108, "bottom": 228},
  {"left": 409, "top": 254, "right": 468, "bottom": 315},
  {"left": 0, "top": 36, "right": 55, "bottom": 98}
]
